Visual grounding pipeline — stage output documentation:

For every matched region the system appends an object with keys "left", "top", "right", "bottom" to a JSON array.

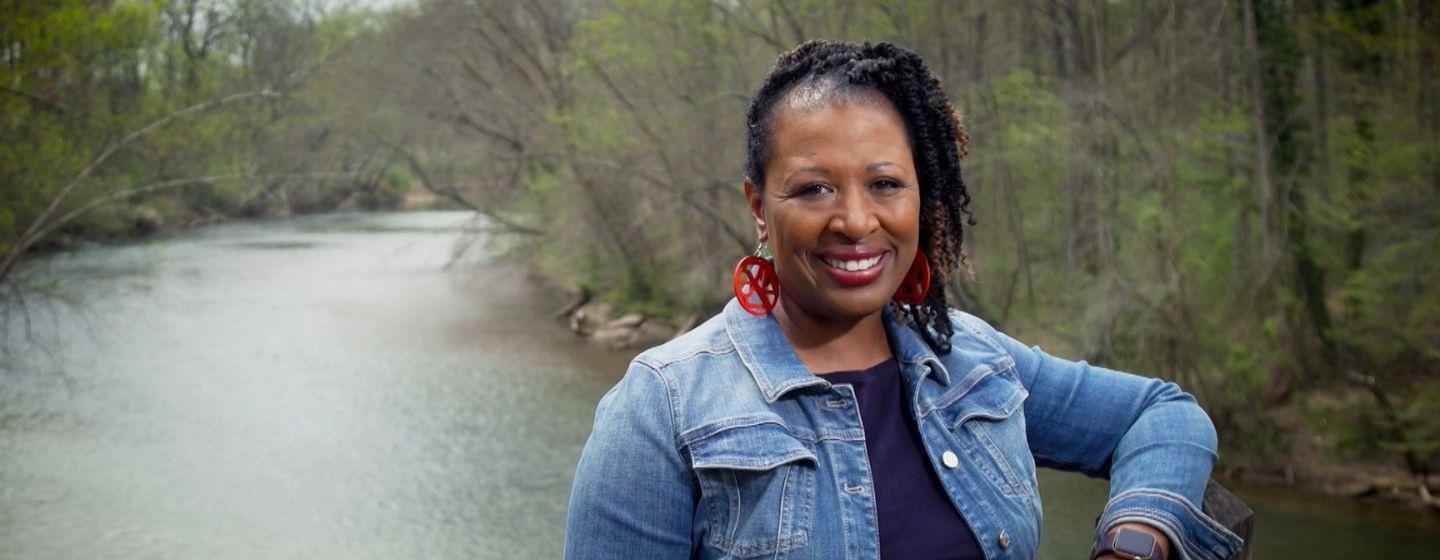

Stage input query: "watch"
[{"left": 1090, "top": 525, "right": 1166, "bottom": 560}]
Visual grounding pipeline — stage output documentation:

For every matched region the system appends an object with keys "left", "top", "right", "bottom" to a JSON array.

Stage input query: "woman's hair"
[{"left": 744, "top": 40, "right": 974, "bottom": 354}]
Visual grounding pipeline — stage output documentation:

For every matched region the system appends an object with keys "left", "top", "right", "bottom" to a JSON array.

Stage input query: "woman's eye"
[
  {"left": 872, "top": 178, "right": 904, "bottom": 191},
  {"left": 792, "top": 183, "right": 830, "bottom": 197}
]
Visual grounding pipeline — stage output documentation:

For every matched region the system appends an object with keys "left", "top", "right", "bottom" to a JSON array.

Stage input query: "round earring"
[
  {"left": 893, "top": 251, "right": 931, "bottom": 305},
  {"left": 733, "top": 243, "right": 779, "bottom": 315}
]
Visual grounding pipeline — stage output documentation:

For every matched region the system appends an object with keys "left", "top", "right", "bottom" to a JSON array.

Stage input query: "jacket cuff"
[{"left": 1096, "top": 488, "right": 1243, "bottom": 560}]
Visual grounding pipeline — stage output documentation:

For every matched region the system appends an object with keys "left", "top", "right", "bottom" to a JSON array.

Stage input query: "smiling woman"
[{"left": 563, "top": 41, "right": 1245, "bottom": 560}]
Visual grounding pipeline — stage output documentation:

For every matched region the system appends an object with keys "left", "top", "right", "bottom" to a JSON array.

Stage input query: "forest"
[{"left": 3, "top": 0, "right": 1438, "bottom": 506}]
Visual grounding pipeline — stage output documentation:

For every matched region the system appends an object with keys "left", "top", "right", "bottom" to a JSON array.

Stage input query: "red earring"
[
  {"left": 733, "top": 244, "right": 779, "bottom": 315},
  {"left": 893, "top": 251, "right": 931, "bottom": 305}
]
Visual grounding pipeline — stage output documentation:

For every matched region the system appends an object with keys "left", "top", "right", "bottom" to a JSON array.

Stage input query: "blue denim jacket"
[{"left": 564, "top": 299, "right": 1244, "bottom": 559}]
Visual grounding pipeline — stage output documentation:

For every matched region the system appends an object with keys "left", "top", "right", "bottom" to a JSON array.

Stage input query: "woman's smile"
[{"left": 815, "top": 246, "right": 889, "bottom": 286}]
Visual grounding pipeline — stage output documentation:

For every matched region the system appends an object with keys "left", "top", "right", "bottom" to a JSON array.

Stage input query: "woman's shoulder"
[
  {"left": 620, "top": 309, "right": 759, "bottom": 398},
  {"left": 610, "top": 310, "right": 779, "bottom": 437},
  {"left": 942, "top": 307, "right": 1006, "bottom": 347},
  {"left": 927, "top": 307, "right": 1025, "bottom": 374},
  {"left": 630, "top": 311, "right": 739, "bottom": 372}
]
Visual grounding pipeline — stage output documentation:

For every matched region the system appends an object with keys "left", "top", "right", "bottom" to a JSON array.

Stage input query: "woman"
[{"left": 563, "top": 41, "right": 1243, "bottom": 560}]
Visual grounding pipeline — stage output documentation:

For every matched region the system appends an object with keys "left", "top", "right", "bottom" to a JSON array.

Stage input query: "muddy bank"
[
  {"left": 555, "top": 291, "right": 699, "bottom": 351},
  {"left": 1220, "top": 459, "right": 1440, "bottom": 514}
]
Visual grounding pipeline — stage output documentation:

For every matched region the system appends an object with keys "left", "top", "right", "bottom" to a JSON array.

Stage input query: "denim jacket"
[{"left": 564, "top": 299, "right": 1244, "bottom": 559}]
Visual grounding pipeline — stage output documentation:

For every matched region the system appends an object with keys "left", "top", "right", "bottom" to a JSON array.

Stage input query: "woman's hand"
[{"left": 1094, "top": 522, "right": 1173, "bottom": 560}]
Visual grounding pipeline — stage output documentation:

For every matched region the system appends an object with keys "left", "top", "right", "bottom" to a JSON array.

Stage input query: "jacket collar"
[{"left": 723, "top": 298, "right": 952, "bottom": 403}]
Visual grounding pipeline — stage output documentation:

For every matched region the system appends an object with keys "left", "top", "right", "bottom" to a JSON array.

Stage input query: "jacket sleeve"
[
  {"left": 953, "top": 312, "right": 1243, "bottom": 560},
  {"left": 563, "top": 360, "right": 696, "bottom": 559}
]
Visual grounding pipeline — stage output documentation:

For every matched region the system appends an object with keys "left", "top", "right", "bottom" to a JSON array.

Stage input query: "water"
[{"left": 1, "top": 211, "right": 1436, "bottom": 559}]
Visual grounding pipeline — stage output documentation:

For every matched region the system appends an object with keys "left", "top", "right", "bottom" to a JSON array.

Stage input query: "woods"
[
  {"left": 1, "top": 0, "right": 402, "bottom": 279},
  {"left": 4, "top": 0, "right": 1438, "bottom": 503}
]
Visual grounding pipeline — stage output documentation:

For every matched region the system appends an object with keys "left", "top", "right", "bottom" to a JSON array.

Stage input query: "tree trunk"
[{"left": 1241, "top": 0, "right": 1279, "bottom": 275}]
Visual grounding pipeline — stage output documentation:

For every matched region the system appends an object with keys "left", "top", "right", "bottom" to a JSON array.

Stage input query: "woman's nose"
[{"left": 827, "top": 186, "right": 879, "bottom": 241}]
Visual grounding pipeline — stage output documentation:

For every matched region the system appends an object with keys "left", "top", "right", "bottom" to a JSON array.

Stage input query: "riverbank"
[
  {"left": 1218, "top": 407, "right": 1440, "bottom": 514},
  {"left": 556, "top": 293, "right": 700, "bottom": 351},
  {"left": 19, "top": 185, "right": 453, "bottom": 257},
  {"left": 1222, "top": 461, "right": 1438, "bottom": 513}
]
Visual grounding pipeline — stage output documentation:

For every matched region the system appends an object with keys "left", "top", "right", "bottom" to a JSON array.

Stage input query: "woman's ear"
[{"left": 743, "top": 178, "right": 767, "bottom": 242}]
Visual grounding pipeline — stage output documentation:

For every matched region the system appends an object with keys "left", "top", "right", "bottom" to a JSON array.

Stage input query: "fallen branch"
[{"left": 554, "top": 285, "right": 592, "bottom": 319}]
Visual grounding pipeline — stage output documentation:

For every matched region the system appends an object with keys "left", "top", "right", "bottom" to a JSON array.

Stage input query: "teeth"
[{"left": 823, "top": 255, "right": 882, "bottom": 272}]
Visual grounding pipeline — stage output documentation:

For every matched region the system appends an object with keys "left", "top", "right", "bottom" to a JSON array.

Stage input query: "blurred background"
[{"left": 1, "top": 0, "right": 1438, "bottom": 558}]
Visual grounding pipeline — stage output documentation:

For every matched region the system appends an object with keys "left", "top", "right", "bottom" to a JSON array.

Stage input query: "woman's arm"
[
  {"left": 952, "top": 312, "right": 1243, "bottom": 560},
  {"left": 563, "top": 361, "right": 696, "bottom": 559}
]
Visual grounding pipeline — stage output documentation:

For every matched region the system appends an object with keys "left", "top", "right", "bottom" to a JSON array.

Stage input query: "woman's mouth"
[
  {"left": 817, "top": 250, "right": 888, "bottom": 287},
  {"left": 821, "top": 255, "right": 882, "bottom": 271}
]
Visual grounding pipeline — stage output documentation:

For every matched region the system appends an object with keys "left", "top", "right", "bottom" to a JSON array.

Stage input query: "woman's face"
[{"left": 745, "top": 94, "right": 921, "bottom": 322}]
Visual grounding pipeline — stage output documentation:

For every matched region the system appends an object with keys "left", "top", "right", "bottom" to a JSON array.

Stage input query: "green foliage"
[
  {"left": 1303, "top": 391, "right": 1392, "bottom": 462},
  {"left": 1, "top": 0, "right": 401, "bottom": 277},
  {"left": 1392, "top": 382, "right": 1440, "bottom": 463},
  {"left": 383, "top": 165, "right": 412, "bottom": 195},
  {"left": 1, "top": 0, "right": 162, "bottom": 248},
  {"left": 1302, "top": 378, "right": 1440, "bottom": 474}
]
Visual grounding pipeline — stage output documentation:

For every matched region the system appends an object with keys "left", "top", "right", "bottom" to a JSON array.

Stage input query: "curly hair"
[{"left": 744, "top": 40, "right": 975, "bottom": 354}]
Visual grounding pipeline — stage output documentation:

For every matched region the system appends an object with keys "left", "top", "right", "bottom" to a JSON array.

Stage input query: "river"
[{"left": 1, "top": 211, "right": 1436, "bottom": 558}]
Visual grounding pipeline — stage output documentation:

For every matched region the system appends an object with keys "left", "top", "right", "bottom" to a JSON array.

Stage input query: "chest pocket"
[
  {"left": 686, "top": 420, "right": 816, "bottom": 559},
  {"left": 932, "top": 361, "right": 1037, "bottom": 497}
]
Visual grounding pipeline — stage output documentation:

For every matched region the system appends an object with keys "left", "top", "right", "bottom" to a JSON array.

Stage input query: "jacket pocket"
[
  {"left": 934, "top": 362, "right": 1037, "bottom": 498},
  {"left": 685, "top": 419, "right": 816, "bottom": 559}
]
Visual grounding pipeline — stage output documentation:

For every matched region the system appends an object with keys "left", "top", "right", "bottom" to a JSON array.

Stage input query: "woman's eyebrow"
[
  {"left": 783, "top": 166, "right": 830, "bottom": 184},
  {"left": 866, "top": 161, "right": 901, "bottom": 171}
]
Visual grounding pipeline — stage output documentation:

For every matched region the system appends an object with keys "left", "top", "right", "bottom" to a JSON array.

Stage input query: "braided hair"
[{"left": 744, "top": 40, "right": 974, "bottom": 354}]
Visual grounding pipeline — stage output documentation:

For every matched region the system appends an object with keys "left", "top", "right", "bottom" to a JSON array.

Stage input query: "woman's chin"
[{"left": 786, "top": 286, "right": 895, "bottom": 322}]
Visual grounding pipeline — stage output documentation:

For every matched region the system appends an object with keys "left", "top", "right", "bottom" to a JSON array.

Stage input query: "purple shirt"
[{"left": 824, "top": 359, "right": 984, "bottom": 560}]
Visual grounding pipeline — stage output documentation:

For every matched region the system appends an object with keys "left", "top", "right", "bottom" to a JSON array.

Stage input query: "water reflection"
[{"left": 1, "top": 212, "right": 627, "bottom": 559}]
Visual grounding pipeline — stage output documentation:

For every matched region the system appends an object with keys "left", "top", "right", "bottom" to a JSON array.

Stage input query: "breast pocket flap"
[
  {"left": 687, "top": 421, "right": 816, "bottom": 471},
  {"left": 935, "top": 362, "right": 1029, "bottom": 429}
]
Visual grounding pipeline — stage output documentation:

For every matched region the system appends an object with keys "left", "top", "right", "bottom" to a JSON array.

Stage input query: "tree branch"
[
  {"left": 0, "top": 90, "right": 282, "bottom": 283},
  {"left": 28, "top": 172, "right": 362, "bottom": 245},
  {"left": 375, "top": 137, "right": 543, "bottom": 236}
]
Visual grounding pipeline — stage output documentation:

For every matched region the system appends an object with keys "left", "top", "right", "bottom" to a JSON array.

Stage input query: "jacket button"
[
  {"left": 998, "top": 530, "right": 1011, "bottom": 548},
  {"left": 941, "top": 450, "right": 959, "bottom": 469}
]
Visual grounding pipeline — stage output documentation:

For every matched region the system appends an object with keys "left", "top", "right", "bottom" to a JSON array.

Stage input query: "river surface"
[{"left": 1, "top": 211, "right": 1436, "bottom": 559}]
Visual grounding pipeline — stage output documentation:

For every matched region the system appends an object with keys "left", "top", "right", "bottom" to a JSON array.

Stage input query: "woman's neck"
[{"left": 772, "top": 297, "right": 892, "bottom": 374}]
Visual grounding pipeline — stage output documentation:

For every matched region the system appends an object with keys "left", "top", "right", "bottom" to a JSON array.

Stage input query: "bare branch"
[{"left": 0, "top": 90, "right": 282, "bottom": 282}]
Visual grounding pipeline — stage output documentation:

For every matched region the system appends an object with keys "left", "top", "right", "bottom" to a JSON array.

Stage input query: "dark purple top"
[{"left": 823, "top": 359, "right": 984, "bottom": 560}]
